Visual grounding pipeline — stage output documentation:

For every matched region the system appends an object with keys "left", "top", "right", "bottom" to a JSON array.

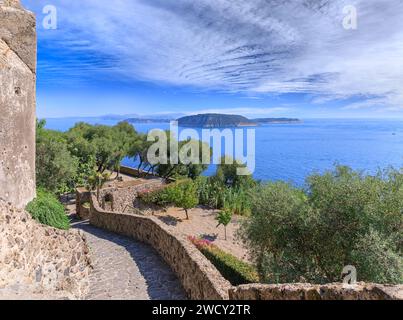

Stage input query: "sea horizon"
[{"left": 44, "top": 117, "right": 403, "bottom": 186}]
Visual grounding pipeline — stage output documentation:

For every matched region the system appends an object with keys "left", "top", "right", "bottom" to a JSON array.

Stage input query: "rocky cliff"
[{"left": 0, "top": 0, "right": 36, "bottom": 208}]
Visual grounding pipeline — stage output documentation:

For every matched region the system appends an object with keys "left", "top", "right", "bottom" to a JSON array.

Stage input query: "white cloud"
[
  {"left": 23, "top": 0, "right": 403, "bottom": 112},
  {"left": 185, "top": 107, "right": 290, "bottom": 117}
]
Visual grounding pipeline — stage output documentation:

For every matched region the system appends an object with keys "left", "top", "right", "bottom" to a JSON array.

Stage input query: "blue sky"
[{"left": 22, "top": 0, "right": 403, "bottom": 119}]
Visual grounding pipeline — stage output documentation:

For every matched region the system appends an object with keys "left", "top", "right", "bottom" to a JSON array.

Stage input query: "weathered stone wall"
[
  {"left": 89, "top": 194, "right": 232, "bottom": 300},
  {"left": 0, "top": 0, "right": 36, "bottom": 208},
  {"left": 98, "top": 179, "right": 166, "bottom": 213},
  {"left": 75, "top": 177, "right": 167, "bottom": 219},
  {"left": 229, "top": 283, "right": 403, "bottom": 300},
  {"left": 76, "top": 188, "right": 91, "bottom": 220},
  {"left": 0, "top": 199, "right": 92, "bottom": 299}
]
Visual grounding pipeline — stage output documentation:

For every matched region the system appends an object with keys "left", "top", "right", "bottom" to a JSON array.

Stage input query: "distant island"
[
  {"left": 177, "top": 114, "right": 301, "bottom": 128},
  {"left": 177, "top": 114, "right": 256, "bottom": 128}
]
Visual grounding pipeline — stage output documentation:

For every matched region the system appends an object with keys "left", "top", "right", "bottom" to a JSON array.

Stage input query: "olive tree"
[{"left": 240, "top": 166, "right": 403, "bottom": 284}]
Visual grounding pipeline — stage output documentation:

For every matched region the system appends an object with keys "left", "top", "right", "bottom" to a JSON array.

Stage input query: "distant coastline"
[
  {"left": 42, "top": 113, "right": 301, "bottom": 128},
  {"left": 125, "top": 118, "right": 171, "bottom": 124}
]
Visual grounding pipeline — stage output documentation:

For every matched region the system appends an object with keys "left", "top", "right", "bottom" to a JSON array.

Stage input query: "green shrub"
[
  {"left": 189, "top": 236, "right": 259, "bottom": 285},
  {"left": 140, "top": 179, "right": 193, "bottom": 207},
  {"left": 350, "top": 229, "right": 403, "bottom": 284},
  {"left": 26, "top": 189, "right": 70, "bottom": 230},
  {"left": 240, "top": 166, "right": 403, "bottom": 284}
]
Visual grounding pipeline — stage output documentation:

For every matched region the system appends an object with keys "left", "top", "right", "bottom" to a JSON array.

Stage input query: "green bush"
[
  {"left": 240, "top": 166, "right": 403, "bottom": 284},
  {"left": 26, "top": 189, "right": 70, "bottom": 230},
  {"left": 140, "top": 180, "right": 193, "bottom": 206},
  {"left": 189, "top": 236, "right": 259, "bottom": 286}
]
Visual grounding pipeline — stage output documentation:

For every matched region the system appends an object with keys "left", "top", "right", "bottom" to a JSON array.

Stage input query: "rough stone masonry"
[{"left": 0, "top": 0, "right": 36, "bottom": 208}]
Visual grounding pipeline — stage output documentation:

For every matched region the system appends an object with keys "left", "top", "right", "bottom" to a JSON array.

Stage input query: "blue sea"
[{"left": 45, "top": 118, "right": 403, "bottom": 186}]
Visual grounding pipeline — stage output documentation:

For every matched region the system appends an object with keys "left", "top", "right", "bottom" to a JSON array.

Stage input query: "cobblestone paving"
[{"left": 73, "top": 220, "right": 186, "bottom": 300}]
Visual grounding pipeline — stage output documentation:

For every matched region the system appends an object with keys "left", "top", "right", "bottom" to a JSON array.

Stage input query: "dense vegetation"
[
  {"left": 189, "top": 236, "right": 259, "bottom": 285},
  {"left": 35, "top": 120, "right": 402, "bottom": 284},
  {"left": 239, "top": 166, "right": 403, "bottom": 285},
  {"left": 36, "top": 120, "right": 210, "bottom": 194},
  {"left": 26, "top": 189, "right": 70, "bottom": 230},
  {"left": 141, "top": 159, "right": 256, "bottom": 217}
]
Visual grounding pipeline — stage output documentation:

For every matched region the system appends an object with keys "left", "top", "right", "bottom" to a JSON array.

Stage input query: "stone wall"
[
  {"left": 75, "top": 178, "right": 167, "bottom": 219},
  {"left": 89, "top": 194, "right": 232, "bottom": 300},
  {"left": 229, "top": 283, "right": 403, "bottom": 300},
  {"left": 76, "top": 188, "right": 91, "bottom": 220},
  {"left": 0, "top": 199, "right": 92, "bottom": 299},
  {"left": 0, "top": 0, "right": 36, "bottom": 208},
  {"left": 88, "top": 190, "right": 402, "bottom": 301},
  {"left": 98, "top": 179, "right": 166, "bottom": 213}
]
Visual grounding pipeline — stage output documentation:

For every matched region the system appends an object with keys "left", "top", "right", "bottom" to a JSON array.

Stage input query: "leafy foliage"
[
  {"left": 140, "top": 180, "right": 199, "bottom": 219},
  {"left": 36, "top": 120, "right": 142, "bottom": 194},
  {"left": 26, "top": 189, "right": 70, "bottom": 230},
  {"left": 214, "top": 156, "right": 256, "bottom": 189},
  {"left": 195, "top": 176, "right": 253, "bottom": 216},
  {"left": 239, "top": 166, "right": 403, "bottom": 284},
  {"left": 189, "top": 236, "right": 259, "bottom": 285},
  {"left": 67, "top": 121, "right": 138, "bottom": 175},
  {"left": 174, "top": 180, "right": 199, "bottom": 219},
  {"left": 36, "top": 120, "right": 78, "bottom": 194}
]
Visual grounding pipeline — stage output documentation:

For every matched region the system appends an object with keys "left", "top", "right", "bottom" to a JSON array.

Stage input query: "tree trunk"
[
  {"left": 97, "top": 185, "right": 100, "bottom": 203},
  {"left": 185, "top": 209, "right": 189, "bottom": 220}
]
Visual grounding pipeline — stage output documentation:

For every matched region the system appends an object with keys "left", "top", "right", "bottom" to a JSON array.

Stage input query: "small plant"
[
  {"left": 26, "top": 189, "right": 70, "bottom": 230},
  {"left": 216, "top": 208, "right": 233, "bottom": 240},
  {"left": 175, "top": 181, "right": 199, "bottom": 220}
]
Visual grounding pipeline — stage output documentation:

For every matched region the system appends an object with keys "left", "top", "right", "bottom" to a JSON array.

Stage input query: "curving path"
[{"left": 72, "top": 219, "right": 186, "bottom": 300}]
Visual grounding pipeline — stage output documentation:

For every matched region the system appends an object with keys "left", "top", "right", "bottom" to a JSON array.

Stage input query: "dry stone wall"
[
  {"left": 229, "top": 283, "right": 403, "bottom": 300},
  {"left": 98, "top": 179, "right": 166, "bottom": 213},
  {"left": 89, "top": 194, "right": 232, "bottom": 300},
  {"left": 0, "top": 0, "right": 36, "bottom": 208},
  {"left": 0, "top": 199, "right": 92, "bottom": 299}
]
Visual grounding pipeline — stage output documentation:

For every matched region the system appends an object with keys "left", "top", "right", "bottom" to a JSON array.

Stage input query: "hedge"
[{"left": 189, "top": 236, "right": 259, "bottom": 286}]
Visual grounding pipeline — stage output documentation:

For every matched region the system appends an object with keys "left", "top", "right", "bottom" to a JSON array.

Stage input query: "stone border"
[
  {"left": 229, "top": 283, "right": 402, "bottom": 300},
  {"left": 89, "top": 194, "right": 232, "bottom": 300}
]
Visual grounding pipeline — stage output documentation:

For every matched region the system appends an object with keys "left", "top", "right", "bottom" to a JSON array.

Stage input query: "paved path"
[{"left": 72, "top": 220, "right": 186, "bottom": 300}]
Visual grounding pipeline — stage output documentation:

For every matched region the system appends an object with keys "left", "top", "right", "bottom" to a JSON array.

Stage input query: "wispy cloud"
[
  {"left": 185, "top": 107, "right": 290, "bottom": 117},
  {"left": 24, "top": 0, "right": 403, "bottom": 112}
]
